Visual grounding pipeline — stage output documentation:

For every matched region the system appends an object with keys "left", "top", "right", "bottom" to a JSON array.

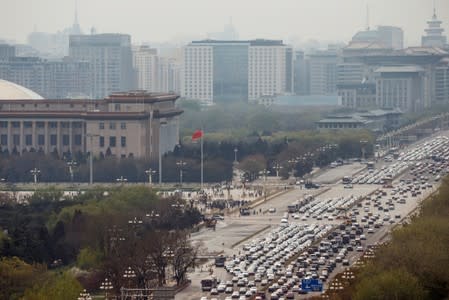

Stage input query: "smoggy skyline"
[{"left": 1, "top": 0, "right": 448, "bottom": 47}]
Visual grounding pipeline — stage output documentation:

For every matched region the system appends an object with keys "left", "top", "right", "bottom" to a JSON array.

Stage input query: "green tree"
[
  {"left": 77, "top": 246, "right": 103, "bottom": 270},
  {"left": 0, "top": 257, "right": 46, "bottom": 300},
  {"left": 354, "top": 268, "right": 427, "bottom": 300},
  {"left": 23, "top": 272, "right": 82, "bottom": 300}
]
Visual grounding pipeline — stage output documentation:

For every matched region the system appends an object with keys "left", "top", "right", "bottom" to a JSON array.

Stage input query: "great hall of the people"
[{"left": 0, "top": 79, "right": 182, "bottom": 160}]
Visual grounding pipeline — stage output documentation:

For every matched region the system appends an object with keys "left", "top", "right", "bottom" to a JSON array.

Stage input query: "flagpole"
[{"left": 200, "top": 129, "right": 204, "bottom": 190}]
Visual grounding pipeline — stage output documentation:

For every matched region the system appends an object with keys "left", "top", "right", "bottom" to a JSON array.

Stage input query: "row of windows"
[
  {"left": 0, "top": 103, "right": 99, "bottom": 109},
  {"left": 0, "top": 121, "right": 83, "bottom": 129},
  {"left": 0, "top": 134, "right": 82, "bottom": 146},
  {"left": 99, "top": 122, "right": 127, "bottom": 130},
  {"left": 98, "top": 136, "right": 126, "bottom": 148}
]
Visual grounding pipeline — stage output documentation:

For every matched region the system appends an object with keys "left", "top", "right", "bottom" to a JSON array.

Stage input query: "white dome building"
[{"left": 0, "top": 79, "right": 44, "bottom": 100}]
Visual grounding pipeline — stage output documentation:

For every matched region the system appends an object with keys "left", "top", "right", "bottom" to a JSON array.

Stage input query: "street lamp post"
[
  {"left": 158, "top": 121, "right": 167, "bottom": 184},
  {"left": 86, "top": 133, "right": 99, "bottom": 185},
  {"left": 259, "top": 169, "right": 270, "bottom": 202},
  {"left": 123, "top": 266, "right": 136, "bottom": 288},
  {"left": 67, "top": 160, "right": 77, "bottom": 183},
  {"left": 77, "top": 289, "right": 92, "bottom": 300},
  {"left": 176, "top": 160, "right": 187, "bottom": 187},
  {"left": 30, "top": 168, "right": 40, "bottom": 185},
  {"left": 273, "top": 162, "right": 283, "bottom": 177},
  {"left": 116, "top": 176, "right": 128, "bottom": 186},
  {"left": 128, "top": 216, "right": 143, "bottom": 226},
  {"left": 145, "top": 168, "right": 156, "bottom": 187},
  {"left": 288, "top": 158, "right": 298, "bottom": 180},
  {"left": 100, "top": 278, "right": 113, "bottom": 300}
]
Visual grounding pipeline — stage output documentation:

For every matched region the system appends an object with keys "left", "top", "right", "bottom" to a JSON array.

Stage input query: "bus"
[
  {"left": 201, "top": 279, "right": 217, "bottom": 291},
  {"left": 215, "top": 255, "right": 226, "bottom": 267},
  {"left": 367, "top": 161, "right": 375, "bottom": 170}
]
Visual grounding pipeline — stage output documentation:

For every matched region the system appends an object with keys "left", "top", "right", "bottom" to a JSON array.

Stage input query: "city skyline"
[{"left": 1, "top": 0, "right": 448, "bottom": 47}]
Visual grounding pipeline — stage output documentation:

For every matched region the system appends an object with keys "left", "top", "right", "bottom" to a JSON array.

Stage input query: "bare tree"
[{"left": 172, "top": 231, "right": 198, "bottom": 285}]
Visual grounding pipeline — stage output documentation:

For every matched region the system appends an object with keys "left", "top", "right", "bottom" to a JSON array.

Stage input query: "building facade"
[
  {"left": 307, "top": 49, "right": 338, "bottom": 95},
  {"left": 69, "top": 34, "right": 135, "bottom": 99},
  {"left": 435, "top": 58, "right": 449, "bottom": 104},
  {"left": 375, "top": 66, "right": 428, "bottom": 112},
  {"left": 0, "top": 87, "right": 182, "bottom": 160},
  {"left": 0, "top": 56, "right": 91, "bottom": 99},
  {"left": 317, "top": 109, "right": 402, "bottom": 132},
  {"left": 182, "top": 39, "right": 293, "bottom": 104},
  {"left": 351, "top": 26, "right": 404, "bottom": 49},
  {"left": 293, "top": 50, "right": 309, "bottom": 95},
  {"left": 133, "top": 46, "right": 159, "bottom": 92},
  {"left": 0, "top": 44, "right": 15, "bottom": 60}
]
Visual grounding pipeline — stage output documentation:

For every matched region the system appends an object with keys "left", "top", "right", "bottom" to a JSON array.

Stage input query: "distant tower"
[
  {"left": 71, "top": 0, "right": 82, "bottom": 34},
  {"left": 421, "top": 0, "right": 447, "bottom": 47}
]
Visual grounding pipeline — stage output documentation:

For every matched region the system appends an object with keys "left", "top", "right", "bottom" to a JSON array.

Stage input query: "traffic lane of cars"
[
  {"left": 192, "top": 184, "right": 396, "bottom": 298},
  {"left": 202, "top": 178, "right": 436, "bottom": 300},
  {"left": 192, "top": 135, "right": 448, "bottom": 298}
]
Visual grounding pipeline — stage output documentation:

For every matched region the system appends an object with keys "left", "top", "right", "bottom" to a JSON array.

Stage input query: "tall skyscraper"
[
  {"left": 133, "top": 45, "right": 181, "bottom": 94},
  {"left": 294, "top": 50, "right": 309, "bottom": 95},
  {"left": 182, "top": 39, "right": 293, "bottom": 104},
  {"left": 69, "top": 34, "right": 135, "bottom": 99},
  {"left": 307, "top": 49, "right": 338, "bottom": 95},
  {"left": 133, "top": 45, "right": 159, "bottom": 92},
  {"left": 421, "top": 6, "right": 447, "bottom": 47}
]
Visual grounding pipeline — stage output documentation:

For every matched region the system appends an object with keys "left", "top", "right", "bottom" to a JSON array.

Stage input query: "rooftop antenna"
[
  {"left": 74, "top": 0, "right": 79, "bottom": 25},
  {"left": 433, "top": 0, "right": 437, "bottom": 17},
  {"left": 366, "top": 3, "right": 370, "bottom": 30}
]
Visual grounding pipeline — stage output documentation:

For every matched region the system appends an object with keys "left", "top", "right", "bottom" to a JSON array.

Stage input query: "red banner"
[{"left": 192, "top": 130, "right": 203, "bottom": 140}]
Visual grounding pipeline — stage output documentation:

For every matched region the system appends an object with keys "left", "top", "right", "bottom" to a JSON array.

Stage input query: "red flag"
[{"left": 192, "top": 130, "right": 203, "bottom": 140}]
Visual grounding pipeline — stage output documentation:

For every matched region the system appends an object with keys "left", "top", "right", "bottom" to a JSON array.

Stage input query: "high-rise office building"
[
  {"left": 69, "top": 34, "right": 135, "bottom": 99},
  {"left": 133, "top": 45, "right": 159, "bottom": 92},
  {"left": 307, "top": 49, "right": 338, "bottom": 95},
  {"left": 158, "top": 57, "right": 181, "bottom": 94},
  {"left": 351, "top": 26, "right": 403, "bottom": 49},
  {"left": 294, "top": 50, "right": 309, "bottom": 95},
  {"left": 0, "top": 56, "right": 91, "bottom": 99},
  {"left": 0, "top": 44, "right": 15, "bottom": 60},
  {"left": 133, "top": 46, "right": 181, "bottom": 94},
  {"left": 182, "top": 39, "right": 293, "bottom": 103}
]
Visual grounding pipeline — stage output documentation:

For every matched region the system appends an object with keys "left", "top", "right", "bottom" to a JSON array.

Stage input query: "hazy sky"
[{"left": 1, "top": 0, "right": 448, "bottom": 47}]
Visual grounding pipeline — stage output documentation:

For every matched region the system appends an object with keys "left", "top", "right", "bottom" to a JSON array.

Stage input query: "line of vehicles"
[{"left": 197, "top": 134, "right": 449, "bottom": 300}]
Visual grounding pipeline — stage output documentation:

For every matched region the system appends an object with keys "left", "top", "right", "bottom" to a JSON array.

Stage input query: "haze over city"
[
  {"left": 2, "top": 0, "right": 449, "bottom": 299},
  {"left": 2, "top": 0, "right": 449, "bottom": 46}
]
